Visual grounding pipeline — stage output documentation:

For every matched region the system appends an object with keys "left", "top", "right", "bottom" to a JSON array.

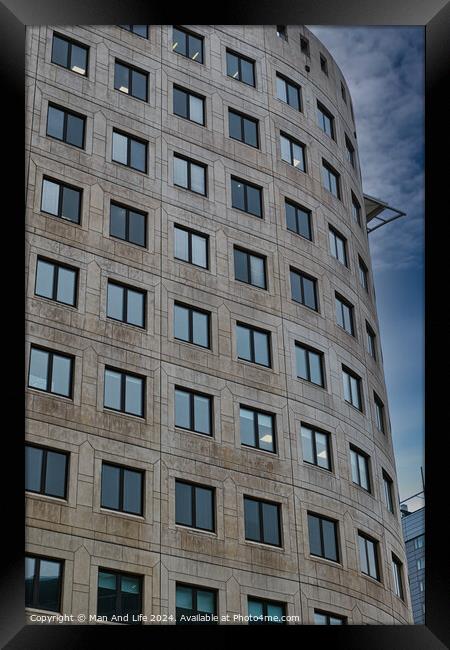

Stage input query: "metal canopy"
[{"left": 363, "top": 193, "right": 407, "bottom": 234}]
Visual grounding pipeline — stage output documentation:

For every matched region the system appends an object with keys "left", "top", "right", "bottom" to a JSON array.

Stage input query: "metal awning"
[{"left": 363, "top": 193, "right": 406, "bottom": 233}]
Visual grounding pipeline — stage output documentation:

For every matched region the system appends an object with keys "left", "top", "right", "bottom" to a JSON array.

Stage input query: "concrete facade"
[{"left": 25, "top": 24, "right": 413, "bottom": 624}]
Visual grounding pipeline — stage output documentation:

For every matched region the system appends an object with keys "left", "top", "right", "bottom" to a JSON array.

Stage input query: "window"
[
  {"left": 176, "top": 584, "right": 217, "bottom": 625},
  {"left": 276, "top": 25, "right": 287, "bottom": 40},
  {"left": 374, "top": 393, "right": 386, "bottom": 433},
  {"left": 240, "top": 406, "right": 276, "bottom": 453},
  {"left": 172, "top": 26, "right": 204, "bottom": 63},
  {"left": 321, "top": 160, "right": 341, "bottom": 198},
  {"left": 226, "top": 49, "right": 255, "bottom": 86},
  {"left": 104, "top": 368, "right": 144, "bottom": 417},
  {"left": 35, "top": 258, "right": 78, "bottom": 307},
  {"left": 41, "top": 177, "right": 82, "bottom": 223},
  {"left": 110, "top": 201, "right": 146, "bottom": 247},
  {"left": 280, "top": 133, "right": 306, "bottom": 170},
  {"left": 419, "top": 580, "right": 424, "bottom": 592},
  {"left": 366, "top": 323, "right": 377, "bottom": 360},
  {"left": 244, "top": 496, "right": 281, "bottom": 546},
  {"left": 101, "top": 462, "right": 143, "bottom": 515},
  {"left": 119, "top": 25, "right": 148, "bottom": 38},
  {"left": 175, "top": 387, "right": 212, "bottom": 436},
  {"left": 228, "top": 109, "right": 259, "bottom": 148},
  {"left": 112, "top": 129, "right": 147, "bottom": 172},
  {"left": 237, "top": 323, "right": 271, "bottom": 367},
  {"left": 234, "top": 247, "right": 266, "bottom": 289},
  {"left": 351, "top": 192, "right": 361, "bottom": 225},
  {"left": 276, "top": 74, "right": 301, "bottom": 110},
  {"left": 314, "top": 610, "right": 346, "bottom": 625},
  {"left": 300, "top": 36, "right": 310, "bottom": 55},
  {"left": 358, "top": 532, "right": 380, "bottom": 580},
  {"left": 175, "top": 480, "right": 215, "bottom": 531},
  {"left": 28, "top": 347, "right": 73, "bottom": 398},
  {"left": 231, "top": 177, "right": 263, "bottom": 217},
  {"left": 342, "top": 366, "right": 362, "bottom": 411},
  {"left": 46, "top": 104, "right": 85, "bottom": 148},
  {"left": 25, "top": 556, "right": 63, "bottom": 612},
  {"left": 114, "top": 60, "right": 148, "bottom": 101},
  {"left": 345, "top": 135, "right": 356, "bottom": 167},
  {"left": 97, "top": 570, "right": 142, "bottom": 622},
  {"left": 320, "top": 53, "right": 328, "bottom": 75},
  {"left": 51, "top": 33, "right": 88, "bottom": 75},
  {"left": 350, "top": 446, "right": 371, "bottom": 492},
  {"left": 329, "top": 227, "right": 348, "bottom": 266},
  {"left": 248, "top": 598, "right": 286, "bottom": 625},
  {"left": 174, "top": 303, "right": 210, "bottom": 348},
  {"left": 107, "top": 281, "right": 145, "bottom": 328},
  {"left": 335, "top": 293, "right": 355, "bottom": 335},
  {"left": 173, "top": 86, "right": 205, "bottom": 125},
  {"left": 414, "top": 535, "right": 424, "bottom": 550},
  {"left": 383, "top": 471, "right": 395, "bottom": 513},
  {"left": 359, "top": 256, "right": 369, "bottom": 290},
  {"left": 307, "top": 513, "right": 339, "bottom": 562},
  {"left": 173, "top": 154, "right": 206, "bottom": 195},
  {"left": 285, "top": 200, "right": 312, "bottom": 240},
  {"left": 174, "top": 225, "right": 208, "bottom": 268},
  {"left": 295, "top": 343, "right": 324, "bottom": 387},
  {"left": 341, "top": 82, "right": 347, "bottom": 104},
  {"left": 417, "top": 557, "right": 425, "bottom": 570},
  {"left": 25, "top": 445, "right": 68, "bottom": 499},
  {"left": 301, "top": 424, "right": 331, "bottom": 471},
  {"left": 290, "top": 268, "right": 318, "bottom": 310},
  {"left": 317, "top": 102, "right": 335, "bottom": 139}
]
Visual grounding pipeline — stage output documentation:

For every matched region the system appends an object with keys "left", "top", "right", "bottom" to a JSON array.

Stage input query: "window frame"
[
  {"left": 100, "top": 461, "right": 144, "bottom": 516},
  {"left": 40, "top": 176, "right": 82, "bottom": 224},
  {"left": 276, "top": 25, "right": 288, "bottom": 40},
  {"left": 382, "top": 470, "right": 395, "bottom": 514},
  {"left": 320, "top": 53, "right": 328, "bottom": 75},
  {"left": 173, "top": 153, "right": 207, "bottom": 196},
  {"left": 335, "top": 292, "right": 355, "bottom": 336},
  {"left": 342, "top": 365, "right": 363, "bottom": 411},
  {"left": 34, "top": 256, "right": 79, "bottom": 307},
  {"left": 345, "top": 134, "right": 356, "bottom": 168},
  {"left": 119, "top": 25, "right": 148, "bottom": 38},
  {"left": 329, "top": 226, "right": 348, "bottom": 266},
  {"left": 112, "top": 128, "right": 148, "bottom": 173},
  {"left": 350, "top": 445, "right": 371, "bottom": 492},
  {"left": 322, "top": 159, "right": 341, "bottom": 199},
  {"left": 307, "top": 512, "right": 340, "bottom": 562},
  {"left": 109, "top": 200, "right": 147, "bottom": 248},
  {"left": 103, "top": 366, "right": 145, "bottom": 418},
  {"left": 173, "top": 301, "right": 211, "bottom": 349},
  {"left": 290, "top": 267, "right": 318, "bottom": 311},
  {"left": 358, "top": 531, "right": 381, "bottom": 581},
  {"left": 351, "top": 191, "right": 361, "bottom": 225},
  {"left": 300, "top": 36, "right": 310, "bottom": 56},
  {"left": 239, "top": 405, "right": 276, "bottom": 454},
  {"left": 226, "top": 48, "right": 256, "bottom": 87},
  {"left": 175, "top": 582, "right": 218, "bottom": 624},
  {"left": 25, "top": 444, "right": 69, "bottom": 499},
  {"left": 280, "top": 132, "right": 306, "bottom": 171},
  {"left": 358, "top": 256, "right": 369, "bottom": 290},
  {"left": 173, "top": 85, "right": 206, "bottom": 125},
  {"left": 243, "top": 496, "right": 282, "bottom": 547},
  {"left": 174, "top": 386, "right": 213, "bottom": 436},
  {"left": 285, "top": 199, "right": 313, "bottom": 241},
  {"left": 28, "top": 346, "right": 74, "bottom": 398},
  {"left": 172, "top": 26, "right": 204, "bottom": 64},
  {"left": 366, "top": 322, "right": 377, "bottom": 360},
  {"left": 392, "top": 555, "right": 405, "bottom": 600},
  {"left": 374, "top": 392, "right": 386, "bottom": 433},
  {"left": 51, "top": 32, "right": 89, "bottom": 76},
  {"left": 295, "top": 342, "right": 325, "bottom": 388},
  {"left": 25, "top": 554, "right": 63, "bottom": 613},
  {"left": 247, "top": 596, "right": 286, "bottom": 625},
  {"left": 276, "top": 73, "right": 301, "bottom": 111},
  {"left": 97, "top": 568, "right": 142, "bottom": 622},
  {"left": 46, "top": 103, "right": 86, "bottom": 149},
  {"left": 236, "top": 322, "right": 272, "bottom": 368},
  {"left": 233, "top": 246, "right": 267, "bottom": 290},
  {"left": 300, "top": 423, "right": 332, "bottom": 471},
  {"left": 106, "top": 280, "right": 146, "bottom": 329},
  {"left": 314, "top": 609, "right": 347, "bottom": 625},
  {"left": 231, "top": 176, "right": 263, "bottom": 218},
  {"left": 317, "top": 101, "right": 335, "bottom": 140},
  {"left": 174, "top": 224, "right": 209, "bottom": 269},
  {"left": 175, "top": 479, "right": 216, "bottom": 532},
  {"left": 228, "top": 108, "right": 259, "bottom": 148},
  {"left": 114, "top": 59, "right": 149, "bottom": 102}
]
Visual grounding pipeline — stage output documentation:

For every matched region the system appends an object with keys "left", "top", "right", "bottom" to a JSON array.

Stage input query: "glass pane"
[
  {"left": 129, "top": 210, "right": 146, "bottom": 246},
  {"left": 172, "top": 28, "right": 187, "bottom": 56},
  {"left": 66, "top": 113, "right": 84, "bottom": 147},
  {"left": 189, "top": 95, "right": 203, "bottom": 124},
  {"left": 276, "top": 76, "right": 287, "bottom": 102},
  {"left": 174, "top": 157, "right": 188, "bottom": 188},
  {"left": 61, "top": 186, "right": 80, "bottom": 222},
  {"left": 292, "top": 143, "right": 304, "bottom": 170},
  {"left": 173, "top": 87, "right": 187, "bottom": 119},
  {"left": 315, "top": 432, "right": 329, "bottom": 469},
  {"left": 248, "top": 599, "right": 263, "bottom": 619},
  {"left": 188, "top": 35, "right": 203, "bottom": 62},
  {"left": 303, "top": 277, "right": 316, "bottom": 310},
  {"left": 243, "top": 118, "right": 257, "bottom": 147},
  {"left": 246, "top": 184, "right": 261, "bottom": 217},
  {"left": 229, "top": 111, "right": 242, "bottom": 141},
  {"left": 343, "top": 372, "right": 351, "bottom": 403},
  {"left": 101, "top": 464, "right": 120, "bottom": 510},
  {"left": 237, "top": 325, "right": 251, "bottom": 361},
  {"left": 97, "top": 571, "right": 117, "bottom": 618},
  {"left": 330, "top": 616, "right": 344, "bottom": 625},
  {"left": 121, "top": 575, "right": 140, "bottom": 594},
  {"left": 120, "top": 575, "right": 141, "bottom": 619},
  {"left": 114, "top": 62, "right": 129, "bottom": 93},
  {"left": 192, "top": 311, "right": 209, "bottom": 347},
  {"left": 258, "top": 413, "right": 274, "bottom": 452},
  {"left": 309, "top": 353, "right": 322, "bottom": 386},
  {"left": 290, "top": 270, "right": 302, "bottom": 303},
  {"left": 175, "top": 389, "right": 191, "bottom": 429},
  {"left": 112, "top": 132, "right": 128, "bottom": 165},
  {"left": 367, "top": 540, "right": 377, "bottom": 578},
  {"left": 314, "top": 612, "right": 327, "bottom": 625},
  {"left": 176, "top": 585, "right": 193, "bottom": 610},
  {"left": 350, "top": 450, "right": 359, "bottom": 484},
  {"left": 25, "top": 446, "right": 43, "bottom": 492},
  {"left": 110, "top": 203, "right": 126, "bottom": 240},
  {"left": 42, "top": 179, "right": 60, "bottom": 215},
  {"left": 250, "top": 255, "right": 265, "bottom": 288},
  {"left": 70, "top": 44, "right": 87, "bottom": 75},
  {"left": 38, "top": 560, "right": 61, "bottom": 612},
  {"left": 296, "top": 346, "right": 307, "bottom": 380},
  {"left": 51, "top": 354, "right": 71, "bottom": 396},
  {"left": 175, "top": 481, "right": 192, "bottom": 526},
  {"left": 285, "top": 202, "right": 298, "bottom": 233},
  {"left": 52, "top": 35, "right": 69, "bottom": 67},
  {"left": 194, "top": 395, "right": 210, "bottom": 434},
  {"left": 322, "top": 166, "right": 330, "bottom": 191},
  {"left": 301, "top": 426, "right": 314, "bottom": 464},
  {"left": 191, "top": 234, "right": 207, "bottom": 267},
  {"left": 336, "top": 237, "right": 346, "bottom": 264},
  {"left": 280, "top": 135, "right": 291, "bottom": 163},
  {"left": 125, "top": 375, "right": 143, "bottom": 416},
  {"left": 308, "top": 514, "right": 321, "bottom": 556},
  {"left": 45, "top": 451, "right": 67, "bottom": 497},
  {"left": 133, "top": 25, "right": 147, "bottom": 37},
  {"left": 130, "top": 139, "right": 146, "bottom": 172},
  {"left": 127, "top": 289, "right": 144, "bottom": 327},
  {"left": 35, "top": 260, "right": 54, "bottom": 299},
  {"left": 287, "top": 84, "right": 300, "bottom": 110},
  {"left": 29, "top": 348, "right": 49, "bottom": 390},
  {"left": 241, "top": 59, "right": 254, "bottom": 86},
  {"left": 231, "top": 179, "right": 245, "bottom": 211},
  {"left": 298, "top": 209, "right": 311, "bottom": 239},
  {"left": 336, "top": 299, "right": 344, "bottom": 328},
  {"left": 174, "top": 304, "right": 190, "bottom": 341},
  {"left": 195, "top": 486, "right": 213, "bottom": 530},
  {"left": 47, "top": 106, "right": 65, "bottom": 140},
  {"left": 234, "top": 249, "right": 248, "bottom": 283},
  {"left": 123, "top": 469, "right": 142, "bottom": 514},
  {"left": 197, "top": 590, "right": 215, "bottom": 614},
  {"left": 56, "top": 267, "right": 76, "bottom": 305},
  {"left": 131, "top": 69, "right": 147, "bottom": 100},
  {"left": 226, "top": 52, "right": 239, "bottom": 79},
  {"left": 107, "top": 283, "right": 124, "bottom": 321},
  {"left": 174, "top": 227, "right": 189, "bottom": 261},
  {"left": 262, "top": 502, "right": 279, "bottom": 545},
  {"left": 253, "top": 330, "right": 269, "bottom": 366},
  {"left": 104, "top": 369, "right": 122, "bottom": 410},
  {"left": 350, "top": 376, "right": 360, "bottom": 409},
  {"left": 267, "top": 603, "right": 284, "bottom": 622},
  {"left": 358, "top": 455, "right": 369, "bottom": 490},
  {"left": 25, "top": 556, "right": 35, "bottom": 606},
  {"left": 322, "top": 518, "right": 337, "bottom": 561},
  {"left": 190, "top": 163, "right": 205, "bottom": 194},
  {"left": 240, "top": 408, "right": 256, "bottom": 447},
  {"left": 358, "top": 536, "right": 368, "bottom": 573},
  {"left": 244, "top": 498, "right": 260, "bottom": 541}
]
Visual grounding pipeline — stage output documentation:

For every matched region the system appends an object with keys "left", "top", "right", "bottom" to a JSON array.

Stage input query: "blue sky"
[{"left": 308, "top": 27, "right": 425, "bottom": 508}]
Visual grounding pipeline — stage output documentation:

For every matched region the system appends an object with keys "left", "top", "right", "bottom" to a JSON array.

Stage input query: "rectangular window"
[
  {"left": 97, "top": 569, "right": 142, "bottom": 623},
  {"left": 46, "top": 104, "right": 85, "bottom": 148},
  {"left": 119, "top": 25, "right": 148, "bottom": 38},
  {"left": 228, "top": 109, "right": 259, "bottom": 148},
  {"left": 248, "top": 597, "right": 286, "bottom": 625},
  {"left": 236, "top": 323, "right": 271, "bottom": 367},
  {"left": 417, "top": 557, "right": 425, "bottom": 570},
  {"left": 25, "top": 445, "right": 68, "bottom": 499},
  {"left": 345, "top": 135, "right": 356, "bottom": 167},
  {"left": 176, "top": 584, "right": 217, "bottom": 625},
  {"left": 335, "top": 293, "right": 355, "bottom": 335},
  {"left": 300, "top": 36, "right": 310, "bottom": 56},
  {"left": 301, "top": 424, "right": 331, "bottom": 471},
  {"left": 110, "top": 201, "right": 146, "bottom": 247},
  {"left": 172, "top": 26, "right": 204, "bottom": 63},
  {"left": 240, "top": 406, "right": 276, "bottom": 453},
  {"left": 414, "top": 535, "right": 424, "bottom": 550},
  {"left": 226, "top": 49, "right": 255, "bottom": 87},
  {"left": 28, "top": 347, "right": 73, "bottom": 398},
  {"left": 342, "top": 366, "right": 362, "bottom": 411},
  {"left": 35, "top": 257, "right": 78, "bottom": 307},
  {"left": 383, "top": 471, "right": 395, "bottom": 514},
  {"left": 351, "top": 192, "right": 361, "bottom": 225},
  {"left": 358, "top": 532, "right": 380, "bottom": 580},
  {"left": 231, "top": 177, "right": 263, "bottom": 218},
  {"left": 114, "top": 60, "right": 148, "bottom": 101},
  {"left": 101, "top": 462, "right": 143, "bottom": 515},
  {"left": 320, "top": 54, "right": 328, "bottom": 75},
  {"left": 290, "top": 268, "right": 318, "bottom": 310},
  {"left": 103, "top": 368, "right": 144, "bottom": 417},
  {"left": 276, "top": 74, "right": 301, "bottom": 110},
  {"left": 234, "top": 247, "right": 266, "bottom": 289},
  {"left": 174, "top": 302, "right": 210, "bottom": 348},
  {"left": 321, "top": 160, "right": 341, "bottom": 198},
  {"left": 314, "top": 610, "right": 346, "bottom": 625},
  {"left": 25, "top": 556, "right": 63, "bottom": 612},
  {"left": 341, "top": 82, "right": 347, "bottom": 104},
  {"left": 329, "top": 227, "right": 348, "bottom": 266},
  {"left": 112, "top": 129, "right": 147, "bottom": 172},
  {"left": 175, "top": 480, "right": 215, "bottom": 531},
  {"left": 374, "top": 393, "right": 386, "bottom": 433},
  {"left": 295, "top": 343, "right": 325, "bottom": 387},
  {"left": 366, "top": 323, "right": 377, "bottom": 360},
  {"left": 276, "top": 25, "right": 287, "bottom": 40},
  {"left": 51, "top": 33, "right": 88, "bottom": 75},
  {"left": 173, "top": 154, "right": 207, "bottom": 195},
  {"left": 285, "top": 200, "right": 312, "bottom": 240},
  {"left": 41, "top": 177, "right": 82, "bottom": 223},
  {"left": 350, "top": 446, "right": 371, "bottom": 492},
  {"left": 317, "top": 102, "right": 335, "bottom": 139},
  {"left": 359, "top": 256, "right": 369, "bottom": 290},
  {"left": 173, "top": 86, "right": 205, "bottom": 125},
  {"left": 307, "top": 512, "right": 339, "bottom": 562},
  {"left": 174, "top": 225, "right": 208, "bottom": 268},
  {"left": 107, "top": 281, "right": 145, "bottom": 328},
  {"left": 280, "top": 133, "right": 306, "bottom": 171},
  {"left": 244, "top": 496, "right": 281, "bottom": 546},
  {"left": 175, "top": 387, "right": 212, "bottom": 436}
]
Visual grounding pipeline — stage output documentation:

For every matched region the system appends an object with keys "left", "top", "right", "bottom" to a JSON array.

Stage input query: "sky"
[{"left": 308, "top": 27, "right": 425, "bottom": 510}]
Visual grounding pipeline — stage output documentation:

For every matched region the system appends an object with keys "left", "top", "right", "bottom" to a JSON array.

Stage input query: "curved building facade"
[{"left": 25, "top": 24, "right": 413, "bottom": 624}]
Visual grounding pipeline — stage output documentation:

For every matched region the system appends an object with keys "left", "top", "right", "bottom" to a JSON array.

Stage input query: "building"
[
  {"left": 401, "top": 504, "right": 425, "bottom": 624},
  {"left": 25, "top": 24, "right": 413, "bottom": 625}
]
